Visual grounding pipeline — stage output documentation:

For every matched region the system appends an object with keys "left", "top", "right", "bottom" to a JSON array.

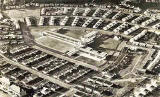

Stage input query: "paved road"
[
  {"left": 0, "top": 53, "right": 72, "bottom": 89},
  {"left": 19, "top": 22, "right": 35, "bottom": 46},
  {"left": 33, "top": 45, "right": 100, "bottom": 71},
  {"left": 19, "top": 20, "right": 101, "bottom": 71}
]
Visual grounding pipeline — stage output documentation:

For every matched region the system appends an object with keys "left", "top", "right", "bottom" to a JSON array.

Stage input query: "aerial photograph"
[{"left": 0, "top": 0, "right": 160, "bottom": 97}]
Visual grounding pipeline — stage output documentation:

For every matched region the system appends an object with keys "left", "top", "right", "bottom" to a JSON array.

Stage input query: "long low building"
[
  {"left": 78, "top": 47, "right": 107, "bottom": 62},
  {"left": 42, "top": 30, "right": 107, "bottom": 61},
  {"left": 43, "top": 30, "right": 82, "bottom": 47}
]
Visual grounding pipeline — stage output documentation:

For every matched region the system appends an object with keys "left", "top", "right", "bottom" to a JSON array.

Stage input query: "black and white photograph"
[{"left": 0, "top": 0, "right": 160, "bottom": 97}]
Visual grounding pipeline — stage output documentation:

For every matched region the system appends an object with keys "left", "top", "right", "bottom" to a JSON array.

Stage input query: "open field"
[
  {"left": 36, "top": 36, "right": 74, "bottom": 53},
  {"left": 4, "top": 9, "right": 40, "bottom": 20}
]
